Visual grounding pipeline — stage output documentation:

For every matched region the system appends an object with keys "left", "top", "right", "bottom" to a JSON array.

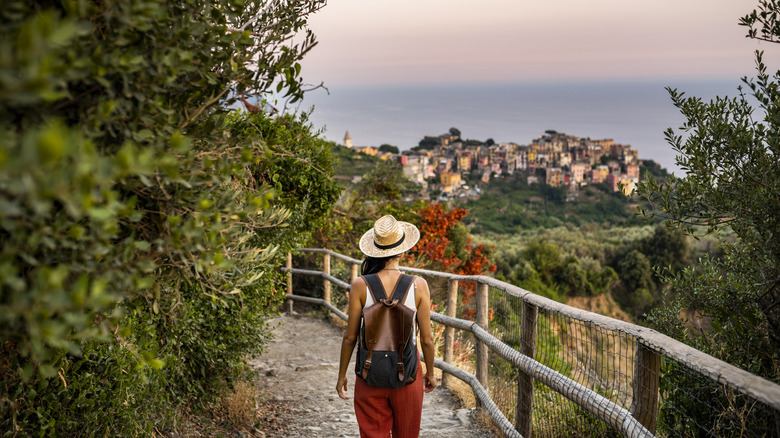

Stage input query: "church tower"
[{"left": 344, "top": 131, "right": 353, "bottom": 148}]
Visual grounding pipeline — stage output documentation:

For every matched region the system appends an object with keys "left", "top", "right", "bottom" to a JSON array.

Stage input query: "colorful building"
[
  {"left": 457, "top": 152, "right": 471, "bottom": 172},
  {"left": 596, "top": 165, "right": 610, "bottom": 183},
  {"left": 357, "top": 146, "right": 378, "bottom": 156},
  {"left": 440, "top": 172, "right": 462, "bottom": 192},
  {"left": 570, "top": 161, "right": 588, "bottom": 184},
  {"left": 626, "top": 163, "right": 640, "bottom": 180},
  {"left": 546, "top": 167, "right": 563, "bottom": 187}
]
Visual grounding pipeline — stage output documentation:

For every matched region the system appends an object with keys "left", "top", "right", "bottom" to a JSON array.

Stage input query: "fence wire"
[
  {"left": 287, "top": 250, "right": 780, "bottom": 438},
  {"left": 655, "top": 356, "right": 779, "bottom": 437},
  {"left": 489, "top": 284, "right": 632, "bottom": 436},
  {"left": 484, "top": 281, "right": 779, "bottom": 438}
]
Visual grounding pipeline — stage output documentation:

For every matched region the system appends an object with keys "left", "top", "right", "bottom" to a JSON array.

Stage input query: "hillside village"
[{"left": 345, "top": 128, "right": 643, "bottom": 200}]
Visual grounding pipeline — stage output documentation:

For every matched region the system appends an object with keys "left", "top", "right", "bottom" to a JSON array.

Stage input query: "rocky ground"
[{"left": 250, "top": 313, "right": 495, "bottom": 437}]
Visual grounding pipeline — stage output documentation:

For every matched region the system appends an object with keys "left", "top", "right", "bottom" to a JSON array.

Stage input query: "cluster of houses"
[{"left": 343, "top": 129, "right": 642, "bottom": 198}]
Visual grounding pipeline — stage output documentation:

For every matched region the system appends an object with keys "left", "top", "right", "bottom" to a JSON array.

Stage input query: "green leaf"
[
  {"left": 134, "top": 129, "right": 153, "bottom": 142},
  {"left": 20, "top": 364, "right": 34, "bottom": 382},
  {"left": 39, "top": 364, "right": 57, "bottom": 378}
]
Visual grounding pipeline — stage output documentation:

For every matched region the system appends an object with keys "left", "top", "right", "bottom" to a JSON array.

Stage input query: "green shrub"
[{"left": 1, "top": 0, "right": 337, "bottom": 434}]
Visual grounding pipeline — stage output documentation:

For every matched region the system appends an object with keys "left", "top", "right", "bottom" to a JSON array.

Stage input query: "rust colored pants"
[{"left": 353, "top": 355, "right": 424, "bottom": 438}]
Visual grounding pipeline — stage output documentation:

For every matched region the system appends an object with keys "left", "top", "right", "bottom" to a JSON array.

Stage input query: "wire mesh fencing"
[
  {"left": 654, "top": 356, "right": 780, "bottom": 437},
  {"left": 286, "top": 249, "right": 780, "bottom": 438},
  {"left": 484, "top": 280, "right": 779, "bottom": 438},
  {"left": 489, "top": 284, "right": 632, "bottom": 436}
]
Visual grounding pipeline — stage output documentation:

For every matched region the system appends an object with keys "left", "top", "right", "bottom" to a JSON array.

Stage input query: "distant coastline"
[{"left": 298, "top": 79, "right": 740, "bottom": 176}]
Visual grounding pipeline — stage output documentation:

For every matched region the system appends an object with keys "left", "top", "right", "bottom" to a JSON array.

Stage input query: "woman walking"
[{"left": 336, "top": 215, "right": 438, "bottom": 437}]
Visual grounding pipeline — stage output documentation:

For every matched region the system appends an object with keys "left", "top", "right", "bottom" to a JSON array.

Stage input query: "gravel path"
[{"left": 250, "top": 314, "right": 495, "bottom": 437}]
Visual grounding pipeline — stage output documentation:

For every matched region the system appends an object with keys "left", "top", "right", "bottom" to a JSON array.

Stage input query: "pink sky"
[{"left": 300, "top": 0, "right": 768, "bottom": 85}]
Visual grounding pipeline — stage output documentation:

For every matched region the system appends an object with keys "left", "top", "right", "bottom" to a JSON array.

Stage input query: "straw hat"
[{"left": 359, "top": 215, "right": 420, "bottom": 258}]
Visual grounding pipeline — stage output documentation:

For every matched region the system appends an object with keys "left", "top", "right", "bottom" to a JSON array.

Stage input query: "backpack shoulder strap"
[
  {"left": 391, "top": 274, "right": 415, "bottom": 304},
  {"left": 361, "top": 274, "right": 386, "bottom": 302}
]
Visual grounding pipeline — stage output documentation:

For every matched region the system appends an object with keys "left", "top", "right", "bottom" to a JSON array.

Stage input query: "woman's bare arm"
[
  {"left": 415, "top": 277, "right": 438, "bottom": 393},
  {"left": 336, "top": 277, "right": 366, "bottom": 399}
]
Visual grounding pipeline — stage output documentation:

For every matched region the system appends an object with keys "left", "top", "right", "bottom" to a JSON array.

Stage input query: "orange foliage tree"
[{"left": 408, "top": 203, "right": 496, "bottom": 319}]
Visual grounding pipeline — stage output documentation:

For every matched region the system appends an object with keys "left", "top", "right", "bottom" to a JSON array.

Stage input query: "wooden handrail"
[
  {"left": 284, "top": 293, "right": 654, "bottom": 438},
  {"left": 287, "top": 249, "right": 780, "bottom": 438},
  {"left": 431, "top": 357, "right": 522, "bottom": 438},
  {"left": 281, "top": 267, "right": 350, "bottom": 289},
  {"left": 294, "top": 248, "right": 362, "bottom": 264},
  {"left": 292, "top": 248, "right": 780, "bottom": 413},
  {"left": 285, "top": 294, "right": 348, "bottom": 321}
]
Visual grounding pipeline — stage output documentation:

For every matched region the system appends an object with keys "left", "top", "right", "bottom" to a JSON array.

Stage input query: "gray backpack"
[{"left": 355, "top": 274, "right": 418, "bottom": 388}]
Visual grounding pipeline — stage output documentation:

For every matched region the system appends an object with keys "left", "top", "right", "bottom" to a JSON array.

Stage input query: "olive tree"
[
  {"left": 635, "top": 0, "right": 779, "bottom": 432},
  {"left": 637, "top": 0, "right": 779, "bottom": 370}
]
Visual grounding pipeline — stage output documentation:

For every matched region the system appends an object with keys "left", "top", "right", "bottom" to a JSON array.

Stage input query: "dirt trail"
[{"left": 250, "top": 314, "right": 495, "bottom": 437}]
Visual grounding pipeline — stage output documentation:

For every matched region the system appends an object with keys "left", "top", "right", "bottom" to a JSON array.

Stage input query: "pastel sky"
[{"left": 300, "top": 0, "right": 765, "bottom": 85}]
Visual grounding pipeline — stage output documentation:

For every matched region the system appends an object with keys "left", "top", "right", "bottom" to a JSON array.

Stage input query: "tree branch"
[{"left": 179, "top": 81, "right": 237, "bottom": 130}]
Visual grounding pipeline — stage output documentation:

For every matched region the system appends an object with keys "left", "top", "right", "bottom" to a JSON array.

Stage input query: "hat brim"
[{"left": 359, "top": 221, "right": 420, "bottom": 258}]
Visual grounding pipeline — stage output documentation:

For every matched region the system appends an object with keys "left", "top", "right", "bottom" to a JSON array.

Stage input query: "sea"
[{"left": 293, "top": 79, "right": 743, "bottom": 176}]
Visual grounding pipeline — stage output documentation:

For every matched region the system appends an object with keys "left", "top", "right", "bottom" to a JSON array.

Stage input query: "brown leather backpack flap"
[{"left": 363, "top": 302, "right": 415, "bottom": 351}]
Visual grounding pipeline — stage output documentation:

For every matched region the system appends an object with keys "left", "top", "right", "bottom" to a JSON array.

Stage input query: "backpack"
[{"left": 355, "top": 273, "right": 419, "bottom": 388}]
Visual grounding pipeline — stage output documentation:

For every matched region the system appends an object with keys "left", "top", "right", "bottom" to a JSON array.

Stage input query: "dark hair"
[{"left": 361, "top": 255, "right": 395, "bottom": 276}]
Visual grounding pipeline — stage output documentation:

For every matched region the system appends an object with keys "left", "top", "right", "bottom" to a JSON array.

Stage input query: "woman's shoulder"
[
  {"left": 410, "top": 274, "right": 426, "bottom": 283},
  {"left": 411, "top": 275, "right": 429, "bottom": 293},
  {"left": 350, "top": 276, "right": 367, "bottom": 293}
]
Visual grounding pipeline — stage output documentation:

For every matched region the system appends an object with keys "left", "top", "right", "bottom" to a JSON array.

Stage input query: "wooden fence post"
[
  {"left": 443, "top": 279, "right": 459, "bottom": 387},
  {"left": 631, "top": 342, "right": 660, "bottom": 434},
  {"left": 323, "top": 252, "right": 331, "bottom": 305},
  {"left": 516, "top": 301, "right": 538, "bottom": 437},
  {"left": 350, "top": 263, "right": 359, "bottom": 283},
  {"left": 286, "top": 252, "right": 293, "bottom": 314},
  {"left": 476, "top": 282, "right": 490, "bottom": 392}
]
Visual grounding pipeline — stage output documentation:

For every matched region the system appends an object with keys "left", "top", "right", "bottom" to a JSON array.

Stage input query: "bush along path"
[{"left": 250, "top": 314, "right": 495, "bottom": 437}]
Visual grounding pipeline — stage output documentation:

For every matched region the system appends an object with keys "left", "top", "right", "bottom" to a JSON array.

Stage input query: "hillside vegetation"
[
  {"left": 332, "top": 144, "right": 384, "bottom": 179},
  {"left": 459, "top": 161, "right": 668, "bottom": 234},
  {"left": 476, "top": 223, "right": 692, "bottom": 319},
  {"left": 461, "top": 179, "right": 643, "bottom": 234}
]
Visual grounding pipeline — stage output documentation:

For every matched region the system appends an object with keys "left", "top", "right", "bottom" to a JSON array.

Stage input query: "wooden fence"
[{"left": 282, "top": 248, "right": 780, "bottom": 438}]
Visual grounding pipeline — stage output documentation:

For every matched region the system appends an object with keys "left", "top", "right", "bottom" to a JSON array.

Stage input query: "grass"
[{"left": 222, "top": 380, "right": 258, "bottom": 427}]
